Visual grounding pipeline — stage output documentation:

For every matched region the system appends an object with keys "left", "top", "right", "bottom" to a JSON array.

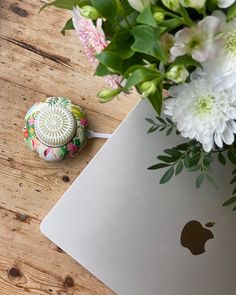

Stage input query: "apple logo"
[{"left": 180, "top": 220, "right": 214, "bottom": 255}]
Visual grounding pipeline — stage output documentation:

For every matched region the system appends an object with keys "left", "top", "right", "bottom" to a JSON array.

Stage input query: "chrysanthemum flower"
[{"left": 164, "top": 74, "right": 236, "bottom": 152}]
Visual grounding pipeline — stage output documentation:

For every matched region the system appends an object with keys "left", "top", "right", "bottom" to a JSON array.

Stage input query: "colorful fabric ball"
[{"left": 23, "top": 97, "right": 89, "bottom": 161}]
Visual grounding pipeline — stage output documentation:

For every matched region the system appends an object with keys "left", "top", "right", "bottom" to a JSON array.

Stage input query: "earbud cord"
[{"left": 87, "top": 130, "right": 112, "bottom": 139}]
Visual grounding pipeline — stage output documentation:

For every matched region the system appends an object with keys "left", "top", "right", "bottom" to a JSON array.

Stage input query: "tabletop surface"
[{"left": 0, "top": 1, "right": 137, "bottom": 294}]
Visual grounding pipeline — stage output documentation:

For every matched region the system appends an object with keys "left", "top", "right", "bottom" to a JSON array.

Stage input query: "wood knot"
[
  {"left": 15, "top": 212, "right": 30, "bottom": 223},
  {"left": 10, "top": 4, "right": 29, "bottom": 17},
  {"left": 8, "top": 267, "right": 21, "bottom": 280},
  {"left": 56, "top": 246, "right": 64, "bottom": 253},
  {"left": 63, "top": 276, "right": 74, "bottom": 288},
  {"left": 62, "top": 175, "right": 70, "bottom": 183}
]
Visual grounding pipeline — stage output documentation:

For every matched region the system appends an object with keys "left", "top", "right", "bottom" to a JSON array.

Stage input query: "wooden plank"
[
  {"left": 0, "top": 206, "right": 115, "bottom": 294},
  {"left": 0, "top": 0, "right": 139, "bottom": 294}
]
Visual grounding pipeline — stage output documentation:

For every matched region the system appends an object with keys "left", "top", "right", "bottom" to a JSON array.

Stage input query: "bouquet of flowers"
[{"left": 41, "top": 0, "right": 236, "bottom": 210}]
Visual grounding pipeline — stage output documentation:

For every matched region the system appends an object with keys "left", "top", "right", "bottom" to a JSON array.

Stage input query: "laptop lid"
[{"left": 41, "top": 99, "right": 236, "bottom": 295}]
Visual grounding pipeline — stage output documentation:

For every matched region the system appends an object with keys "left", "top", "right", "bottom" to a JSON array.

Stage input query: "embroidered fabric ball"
[{"left": 23, "top": 97, "right": 89, "bottom": 161}]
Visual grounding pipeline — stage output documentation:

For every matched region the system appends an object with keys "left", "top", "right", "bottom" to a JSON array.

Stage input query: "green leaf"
[
  {"left": 137, "top": 5, "right": 157, "bottom": 28},
  {"left": 95, "top": 63, "right": 112, "bottom": 77},
  {"left": 96, "top": 51, "right": 123, "bottom": 73},
  {"left": 160, "top": 167, "right": 174, "bottom": 184},
  {"left": 188, "top": 164, "right": 201, "bottom": 172},
  {"left": 125, "top": 68, "right": 161, "bottom": 90},
  {"left": 145, "top": 118, "right": 156, "bottom": 125},
  {"left": 228, "top": 150, "right": 236, "bottom": 165},
  {"left": 169, "top": 54, "right": 201, "bottom": 69},
  {"left": 227, "top": 3, "right": 236, "bottom": 21},
  {"left": 196, "top": 174, "right": 205, "bottom": 188},
  {"left": 61, "top": 18, "right": 74, "bottom": 35},
  {"left": 104, "top": 29, "right": 134, "bottom": 60},
  {"left": 203, "top": 154, "right": 214, "bottom": 166},
  {"left": 91, "top": 0, "right": 118, "bottom": 19},
  {"left": 147, "top": 82, "right": 163, "bottom": 115},
  {"left": 223, "top": 196, "right": 236, "bottom": 207},
  {"left": 158, "top": 18, "right": 183, "bottom": 32},
  {"left": 131, "top": 25, "right": 166, "bottom": 61},
  {"left": 175, "top": 161, "right": 184, "bottom": 176},
  {"left": 188, "top": 155, "right": 200, "bottom": 167},
  {"left": 218, "top": 152, "right": 226, "bottom": 165},
  {"left": 184, "top": 154, "right": 190, "bottom": 168},
  {"left": 166, "top": 117, "right": 173, "bottom": 125},
  {"left": 232, "top": 187, "right": 236, "bottom": 195},
  {"left": 164, "top": 149, "right": 182, "bottom": 158},
  {"left": 230, "top": 176, "right": 236, "bottom": 184},
  {"left": 147, "top": 126, "right": 158, "bottom": 133},
  {"left": 39, "top": 0, "right": 80, "bottom": 12},
  {"left": 148, "top": 163, "right": 170, "bottom": 170},
  {"left": 157, "top": 155, "right": 175, "bottom": 163},
  {"left": 166, "top": 127, "right": 172, "bottom": 136},
  {"left": 156, "top": 116, "right": 166, "bottom": 124},
  {"left": 176, "top": 143, "right": 188, "bottom": 151}
]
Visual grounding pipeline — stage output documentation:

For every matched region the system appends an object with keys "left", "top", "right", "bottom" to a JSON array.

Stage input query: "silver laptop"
[{"left": 40, "top": 99, "right": 236, "bottom": 295}]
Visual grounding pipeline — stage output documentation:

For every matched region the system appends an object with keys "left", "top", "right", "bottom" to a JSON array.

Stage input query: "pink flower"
[
  {"left": 72, "top": 8, "right": 121, "bottom": 89},
  {"left": 67, "top": 142, "right": 79, "bottom": 154},
  {"left": 80, "top": 118, "right": 89, "bottom": 126},
  {"left": 28, "top": 117, "right": 35, "bottom": 126}
]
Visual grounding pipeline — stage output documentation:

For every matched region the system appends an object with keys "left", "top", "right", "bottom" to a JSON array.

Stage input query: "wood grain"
[{"left": 0, "top": 1, "right": 138, "bottom": 294}]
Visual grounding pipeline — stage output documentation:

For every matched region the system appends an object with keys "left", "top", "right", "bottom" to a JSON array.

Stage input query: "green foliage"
[
  {"left": 148, "top": 140, "right": 215, "bottom": 188},
  {"left": 131, "top": 25, "right": 166, "bottom": 61},
  {"left": 39, "top": 0, "right": 87, "bottom": 12},
  {"left": 136, "top": 5, "right": 157, "bottom": 28},
  {"left": 96, "top": 51, "right": 123, "bottom": 74},
  {"left": 61, "top": 18, "right": 74, "bottom": 35},
  {"left": 145, "top": 116, "right": 179, "bottom": 136},
  {"left": 227, "top": 3, "right": 236, "bottom": 21},
  {"left": 224, "top": 167, "right": 236, "bottom": 211},
  {"left": 91, "top": 0, "right": 118, "bottom": 19}
]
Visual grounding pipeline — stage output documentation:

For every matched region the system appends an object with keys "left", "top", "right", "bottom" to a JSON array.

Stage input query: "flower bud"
[
  {"left": 128, "top": 0, "right": 156, "bottom": 12},
  {"left": 161, "top": 0, "right": 180, "bottom": 12},
  {"left": 140, "top": 81, "right": 157, "bottom": 97},
  {"left": 80, "top": 6, "right": 101, "bottom": 20},
  {"left": 166, "top": 65, "right": 189, "bottom": 83},
  {"left": 180, "top": 0, "right": 207, "bottom": 11},
  {"left": 98, "top": 88, "right": 121, "bottom": 103},
  {"left": 153, "top": 12, "right": 165, "bottom": 23}
]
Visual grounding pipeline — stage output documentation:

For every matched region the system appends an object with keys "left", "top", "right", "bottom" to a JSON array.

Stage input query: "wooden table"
[{"left": 0, "top": 1, "right": 137, "bottom": 293}]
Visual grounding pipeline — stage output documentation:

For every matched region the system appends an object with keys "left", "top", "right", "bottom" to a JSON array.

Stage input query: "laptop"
[{"left": 40, "top": 99, "right": 236, "bottom": 295}]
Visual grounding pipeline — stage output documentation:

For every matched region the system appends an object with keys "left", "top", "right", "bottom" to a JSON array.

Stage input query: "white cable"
[{"left": 87, "top": 130, "right": 112, "bottom": 139}]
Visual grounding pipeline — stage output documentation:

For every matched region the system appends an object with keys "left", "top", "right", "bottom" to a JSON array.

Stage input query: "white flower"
[
  {"left": 164, "top": 74, "right": 236, "bottom": 152},
  {"left": 171, "top": 16, "right": 221, "bottom": 62},
  {"left": 217, "top": 0, "right": 235, "bottom": 8},
  {"left": 201, "top": 17, "right": 236, "bottom": 76},
  {"left": 127, "top": 0, "right": 155, "bottom": 12},
  {"left": 180, "top": 0, "right": 206, "bottom": 11},
  {"left": 221, "top": 18, "right": 236, "bottom": 65}
]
